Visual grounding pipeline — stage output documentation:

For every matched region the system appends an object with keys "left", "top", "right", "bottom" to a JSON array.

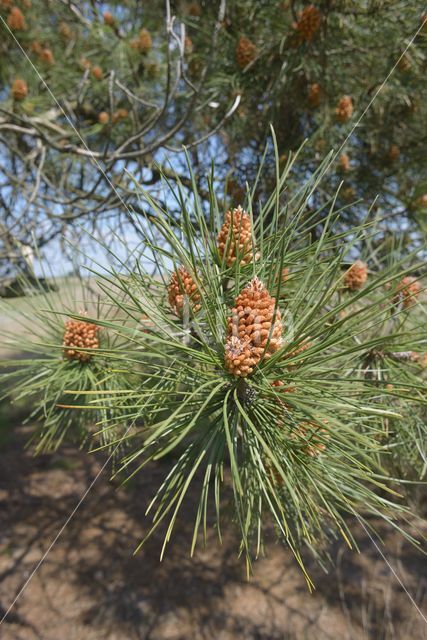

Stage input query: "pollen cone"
[
  {"left": 217, "top": 206, "right": 258, "bottom": 267},
  {"left": 7, "top": 7, "right": 27, "bottom": 31},
  {"left": 63, "top": 319, "right": 100, "bottom": 363},
  {"left": 225, "top": 277, "right": 282, "bottom": 377},
  {"left": 236, "top": 36, "right": 257, "bottom": 68},
  {"left": 335, "top": 95, "right": 353, "bottom": 122},
  {"left": 168, "top": 266, "right": 201, "bottom": 317},
  {"left": 11, "top": 78, "right": 28, "bottom": 101},
  {"left": 393, "top": 276, "right": 421, "bottom": 308},
  {"left": 344, "top": 260, "right": 368, "bottom": 290},
  {"left": 294, "top": 5, "right": 322, "bottom": 43}
]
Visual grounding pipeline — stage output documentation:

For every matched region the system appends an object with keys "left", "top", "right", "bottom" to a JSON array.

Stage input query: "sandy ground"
[{"left": 0, "top": 423, "right": 426, "bottom": 640}]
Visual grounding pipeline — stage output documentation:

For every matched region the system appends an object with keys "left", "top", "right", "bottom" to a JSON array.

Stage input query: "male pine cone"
[
  {"left": 217, "top": 206, "right": 258, "bottom": 267},
  {"left": 236, "top": 36, "right": 256, "bottom": 69},
  {"left": 11, "top": 78, "right": 28, "bottom": 101},
  {"left": 63, "top": 319, "right": 100, "bottom": 363},
  {"left": 224, "top": 277, "right": 282, "bottom": 377},
  {"left": 393, "top": 276, "right": 421, "bottom": 308},
  {"left": 168, "top": 267, "right": 201, "bottom": 317},
  {"left": 294, "top": 5, "right": 322, "bottom": 43},
  {"left": 7, "top": 6, "right": 27, "bottom": 31},
  {"left": 335, "top": 95, "right": 354, "bottom": 122},
  {"left": 344, "top": 260, "right": 368, "bottom": 290}
]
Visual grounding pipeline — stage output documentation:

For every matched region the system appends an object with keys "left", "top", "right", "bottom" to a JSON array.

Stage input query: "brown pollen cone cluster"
[
  {"left": 307, "top": 82, "right": 321, "bottom": 107},
  {"left": 344, "top": 260, "right": 368, "bottom": 290},
  {"left": 168, "top": 267, "right": 201, "bottom": 317},
  {"left": 63, "top": 319, "right": 100, "bottom": 363},
  {"left": 11, "top": 78, "right": 28, "bottom": 101},
  {"left": 131, "top": 28, "right": 152, "bottom": 53},
  {"left": 217, "top": 206, "right": 258, "bottom": 267},
  {"left": 335, "top": 95, "right": 353, "bottom": 122},
  {"left": 236, "top": 36, "right": 257, "bottom": 69},
  {"left": 225, "top": 277, "right": 282, "bottom": 377},
  {"left": 393, "top": 276, "right": 421, "bottom": 308},
  {"left": 294, "top": 5, "right": 322, "bottom": 43},
  {"left": 7, "top": 6, "right": 27, "bottom": 30}
]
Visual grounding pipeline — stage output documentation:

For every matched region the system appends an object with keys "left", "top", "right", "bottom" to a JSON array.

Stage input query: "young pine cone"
[
  {"left": 217, "top": 206, "right": 258, "bottom": 267},
  {"left": 63, "top": 319, "right": 100, "bottom": 363},
  {"left": 307, "top": 82, "right": 321, "bottom": 107},
  {"left": 294, "top": 5, "right": 322, "bottom": 43},
  {"left": 393, "top": 276, "right": 421, "bottom": 308},
  {"left": 168, "top": 267, "right": 201, "bottom": 317},
  {"left": 335, "top": 95, "right": 354, "bottom": 122},
  {"left": 11, "top": 78, "right": 28, "bottom": 101},
  {"left": 236, "top": 36, "right": 257, "bottom": 69},
  {"left": 343, "top": 260, "right": 368, "bottom": 290},
  {"left": 225, "top": 277, "right": 282, "bottom": 377}
]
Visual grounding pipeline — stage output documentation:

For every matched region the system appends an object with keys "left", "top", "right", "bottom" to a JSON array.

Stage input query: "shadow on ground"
[{"left": 0, "top": 422, "right": 426, "bottom": 640}]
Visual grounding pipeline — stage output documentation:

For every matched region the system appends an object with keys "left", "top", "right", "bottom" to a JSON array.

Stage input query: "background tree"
[{"left": 0, "top": 0, "right": 426, "bottom": 277}]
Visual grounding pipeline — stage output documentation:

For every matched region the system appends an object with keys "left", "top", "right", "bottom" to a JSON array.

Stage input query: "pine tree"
[{"left": 1, "top": 153, "right": 425, "bottom": 580}]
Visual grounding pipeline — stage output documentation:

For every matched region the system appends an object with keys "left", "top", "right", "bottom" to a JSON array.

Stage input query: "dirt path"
[{"left": 0, "top": 425, "right": 426, "bottom": 640}]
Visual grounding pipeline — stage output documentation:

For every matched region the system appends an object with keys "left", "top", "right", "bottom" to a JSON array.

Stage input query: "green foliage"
[
  {"left": 2, "top": 149, "right": 424, "bottom": 582},
  {"left": 0, "top": 273, "right": 133, "bottom": 453}
]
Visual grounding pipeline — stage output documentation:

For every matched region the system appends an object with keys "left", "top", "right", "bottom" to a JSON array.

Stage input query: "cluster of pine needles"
[{"left": 1, "top": 150, "right": 426, "bottom": 583}]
